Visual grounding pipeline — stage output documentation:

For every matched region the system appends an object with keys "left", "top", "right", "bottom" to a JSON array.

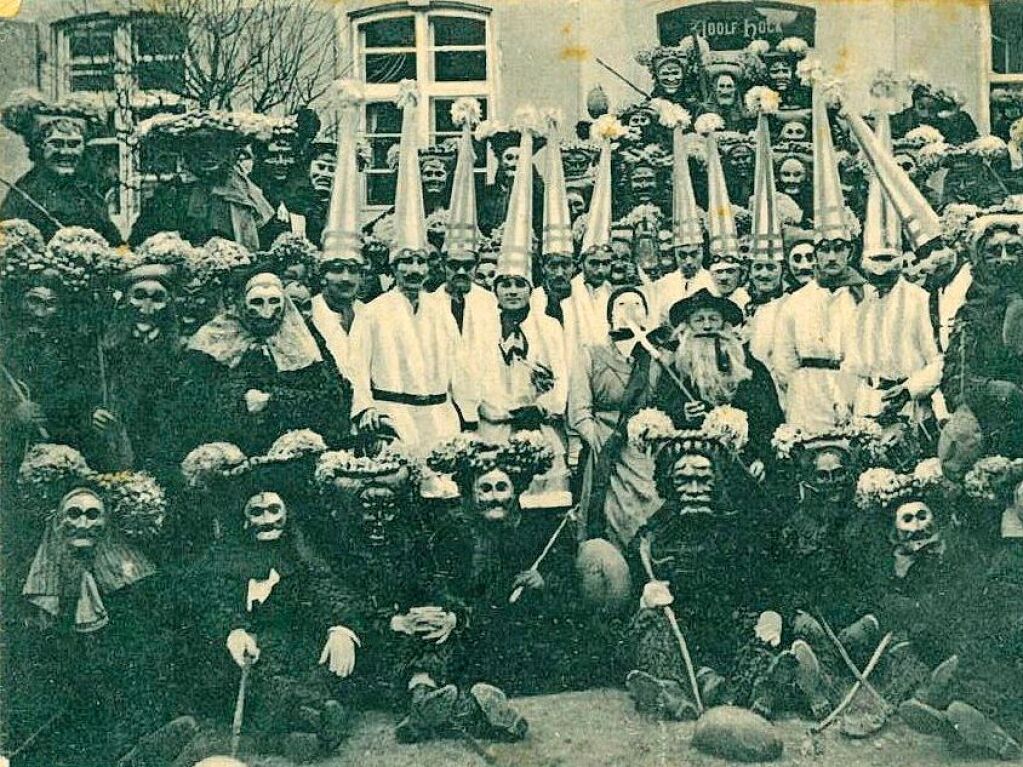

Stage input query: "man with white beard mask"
[{"left": 652, "top": 289, "right": 782, "bottom": 481}]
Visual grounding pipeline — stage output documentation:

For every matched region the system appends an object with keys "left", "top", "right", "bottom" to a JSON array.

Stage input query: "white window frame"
[
  {"left": 349, "top": 2, "right": 497, "bottom": 210},
  {"left": 980, "top": 0, "right": 1023, "bottom": 134}
]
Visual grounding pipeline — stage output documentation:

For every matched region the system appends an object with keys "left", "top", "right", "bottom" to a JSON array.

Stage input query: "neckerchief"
[
  {"left": 817, "top": 267, "right": 867, "bottom": 302},
  {"left": 189, "top": 301, "right": 323, "bottom": 372},
  {"left": 892, "top": 534, "right": 945, "bottom": 578},
  {"left": 499, "top": 306, "right": 530, "bottom": 364},
  {"left": 23, "top": 523, "right": 155, "bottom": 633}
]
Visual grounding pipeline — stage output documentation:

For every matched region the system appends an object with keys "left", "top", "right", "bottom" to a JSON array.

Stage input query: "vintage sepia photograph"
[{"left": 1, "top": 0, "right": 1023, "bottom": 764}]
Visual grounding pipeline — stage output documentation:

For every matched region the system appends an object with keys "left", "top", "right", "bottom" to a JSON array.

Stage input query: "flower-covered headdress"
[
  {"left": 181, "top": 429, "right": 328, "bottom": 500},
  {"left": 629, "top": 406, "right": 750, "bottom": 457},
  {"left": 17, "top": 443, "right": 167, "bottom": 632},
  {"left": 427, "top": 432, "right": 554, "bottom": 495},
  {"left": 854, "top": 458, "right": 949, "bottom": 514},
  {"left": 963, "top": 455, "right": 1023, "bottom": 504},
  {"left": 268, "top": 232, "right": 320, "bottom": 279},
  {"left": 1, "top": 89, "right": 107, "bottom": 149},
  {"left": 772, "top": 418, "right": 883, "bottom": 462}
]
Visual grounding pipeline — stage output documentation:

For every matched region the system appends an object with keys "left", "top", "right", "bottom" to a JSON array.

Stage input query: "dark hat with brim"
[{"left": 668, "top": 288, "right": 743, "bottom": 329}]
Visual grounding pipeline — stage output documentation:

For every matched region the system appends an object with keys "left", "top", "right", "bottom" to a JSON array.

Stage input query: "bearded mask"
[
  {"left": 261, "top": 139, "right": 295, "bottom": 181},
  {"left": 669, "top": 453, "right": 716, "bottom": 515},
  {"left": 769, "top": 60, "right": 793, "bottom": 93},
  {"left": 124, "top": 276, "right": 175, "bottom": 343},
  {"left": 975, "top": 223, "right": 1023, "bottom": 288},
  {"left": 472, "top": 467, "right": 517, "bottom": 523},
  {"left": 779, "top": 158, "right": 807, "bottom": 198},
  {"left": 177, "top": 277, "right": 218, "bottom": 338},
  {"left": 59, "top": 489, "right": 107, "bottom": 551},
  {"left": 806, "top": 446, "right": 852, "bottom": 504},
  {"left": 243, "top": 491, "right": 288, "bottom": 543},
  {"left": 629, "top": 165, "right": 658, "bottom": 203},
  {"left": 715, "top": 75, "right": 737, "bottom": 106},
  {"left": 891, "top": 499, "right": 944, "bottom": 577},
  {"left": 310, "top": 152, "right": 336, "bottom": 197},
  {"left": 20, "top": 273, "right": 61, "bottom": 333},
  {"left": 243, "top": 274, "right": 286, "bottom": 338},
  {"left": 420, "top": 157, "right": 450, "bottom": 197},
  {"left": 673, "top": 325, "right": 752, "bottom": 405}
]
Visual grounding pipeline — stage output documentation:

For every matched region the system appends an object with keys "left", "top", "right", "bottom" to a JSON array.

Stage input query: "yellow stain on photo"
[{"left": 0, "top": 0, "right": 21, "bottom": 19}]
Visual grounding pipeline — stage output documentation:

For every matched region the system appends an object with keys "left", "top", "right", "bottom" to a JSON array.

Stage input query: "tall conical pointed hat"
[
  {"left": 862, "top": 110, "right": 903, "bottom": 259},
  {"left": 391, "top": 80, "right": 428, "bottom": 261},
  {"left": 672, "top": 125, "right": 703, "bottom": 249},
  {"left": 845, "top": 107, "right": 942, "bottom": 250},
  {"left": 750, "top": 97, "right": 784, "bottom": 261},
  {"left": 321, "top": 80, "right": 366, "bottom": 265},
  {"left": 703, "top": 122, "right": 740, "bottom": 260},
  {"left": 812, "top": 82, "right": 852, "bottom": 243},
  {"left": 581, "top": 115, "right": 623, "bottom": 254},
  {"left": 542, "top": 110, "right": 574, "bottom": 256},
  {"left": 444, "top": 98, "right": 482, "bottom": 257},
  {"left": 496, "top": 107, "right": 539, "bottom": 282}
]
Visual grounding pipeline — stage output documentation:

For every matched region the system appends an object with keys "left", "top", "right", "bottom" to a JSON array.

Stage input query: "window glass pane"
[
  {"left": 991, "top": 83, "right": 1023, "bottom": 140},
  {"left": 134, "top": 19, "right": 186, "bottom": 57},
  {"left": 368, "top": 137, "right": 401, "bottom": 170},
  {"left": 71, "top": 72, "right": 115, "bottom": 91},
  {"left": 434, "top": 50, "right": 486, "bottom": 82},
  {"left": 367, "top": 172, "right": 397, "bottom": 206},
  {"left": 432, "top": 16, "right": 485, "bottom": 47},
  {"left": 366, "top": 102, "right": 402, "bottom": 135},
  {"left": 138, "top": 60, "right": 185, "bottom": 92},
  {"left": 365, "top": 52, "right": 417, "bottom": 83},
  {"left": 363, "top": 17, "right": 415, "bottom": 48},
  {"left": 992, "top": 1, "right": 1023, "bottom": 75},
  {"left": 70, "top": 27, "right": 114, "bottom": 58}
]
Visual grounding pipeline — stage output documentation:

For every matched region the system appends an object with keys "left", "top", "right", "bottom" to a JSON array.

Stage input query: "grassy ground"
[{"left": 211, "top": 688, "right": 1008, "bottom": 767}]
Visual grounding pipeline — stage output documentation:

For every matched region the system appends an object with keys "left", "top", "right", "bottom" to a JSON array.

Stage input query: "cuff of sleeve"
[{"left": 329, "top": 625, "right": 361, "bottom": 646}]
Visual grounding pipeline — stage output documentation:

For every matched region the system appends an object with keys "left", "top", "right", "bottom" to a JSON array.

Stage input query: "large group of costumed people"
[{"left": 5, "top": 32, "right": 1023, "bottom": 767}]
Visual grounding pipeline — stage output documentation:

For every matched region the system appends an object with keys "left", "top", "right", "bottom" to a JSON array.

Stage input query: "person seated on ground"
[
  {"left": 312, "top": 443, "right": 530, "bottom": 745},
  {"left": 427, "top": 433, "right": 587, "bottom": 695},
  {"left": 176, "top": 432, "right": 352, "bottom": 764},
  {"left": 8, "top": 444, "right": 195, "bottom": 767},
  {"left": 622, "top": 412, "right": 775, "bottom": 720}
]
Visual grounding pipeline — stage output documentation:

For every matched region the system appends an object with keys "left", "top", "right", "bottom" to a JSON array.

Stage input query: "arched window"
[{"left": 350, "top": 3, "right": 495, "bottom": 207}]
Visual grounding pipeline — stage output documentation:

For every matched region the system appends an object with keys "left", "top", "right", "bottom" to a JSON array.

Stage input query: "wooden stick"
[
  {"left": 811, "top": 632, "right": 893, "bottom": 734},
  {"left": 97, "top": 336, "right": 110, "bottom": 409},
  {"left": 509, "top": 506, "right": 576, "bottom": 604},
  {"left": 595, "top": 58, "right": 650, "bottom": 99},
  {"left": 230, "top": 661, "right": 252, "bottom": 758},
  {"left": 1, "top": 363, "right": 49, "bottom": 440},
  {"left": 817, "top": 615, "right": 891, "bottom": 709},
  {"left": 6, "top": 706, "right": 66, "bottom": 760},
  {"left": 638, "top": 536, "right": 704, "bottom": 715}
]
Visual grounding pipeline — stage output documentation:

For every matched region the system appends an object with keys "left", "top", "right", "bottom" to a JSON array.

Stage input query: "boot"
[
  {"left": 898, "top": 698, "right": 955, "bottom": 739},
  {"left": 318, "top": 699, "right": 351, "bottom": 751},
  {"left": 837, "top": 614, "right": 881, "bottom": 667},
  {"left": 873, "top": 640, "right": 931, "bottom": 704},
  {"left": 467, "top": 683, "right": 528, "bottom": 741},
  {"left": 395, "top": 683, "right": 458, "bottom": 743},
  {"left": 791, "top": 640, "right": 832, "bottom": 720},
  {"left": 696, "top": 666, "right": 730, "bottom": 708},
  {"left": 946, "top": 701, "right": 1023, "bottom": 761},
  {"left": 749, "top": 651, "right": 798, "bottom": 719},
  {"left": 283, "top": 732, "right": 321, "bottom": 764},
  {"left": 914, "top": 655, "right": 959, "bottom": 710},
  {"left": 626, "top": 670, "right": 699, "bottom": 721},
  {"left": 116, "top": 715, "right": 199, "bottom": 767}
]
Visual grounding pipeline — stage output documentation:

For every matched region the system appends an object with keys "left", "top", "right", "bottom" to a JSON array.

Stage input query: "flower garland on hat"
[
  {"left": 963, "top": 455, "right": 1023, "bottom": 504},
  {"left": 771, "top": 417, "right": 883, "bottom": 462},
  {"left": 427, "top": 431, "right": 554, "bottom": 494},
  {"left": 855, "top": 457, "right": 947, "bottom": 513}
]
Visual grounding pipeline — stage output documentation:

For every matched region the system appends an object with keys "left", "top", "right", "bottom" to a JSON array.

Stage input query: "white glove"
[
  {"left": 245, "top": 389, "right": 271, "bottom": 414},
  {"left": 755, "top": 610, "right": 783, "bottom": 647},
  {"left": 319, "top": 626, "right": 360, "bottom": 678},
  {"left": 391, "top": 606, "right": 457, "bottom": 644},
  {"left": 641, "top": 580, "right": 674, "bottom": 610},
  {"left": 226, "top": 628, "right": 260, "bottom": 667}
]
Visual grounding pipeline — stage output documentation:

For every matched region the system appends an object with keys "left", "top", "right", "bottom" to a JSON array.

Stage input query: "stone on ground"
[{"left": 691, "top": 704, "right": 784, "bottom": 762}]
